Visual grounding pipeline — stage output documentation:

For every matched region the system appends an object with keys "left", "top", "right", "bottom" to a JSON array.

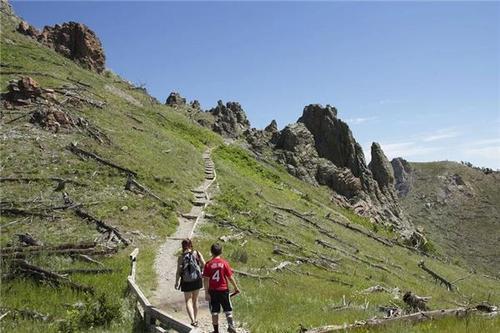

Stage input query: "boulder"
[
  {"left": 2, "top": 77, "right": 42, "bottom": 105},
  {"left": 208, "top": 100, "right": 250, "bottom": 138},
  {"left": 391, "top": 157, "right": 413, "bottom": 197},
  {"left": 165, "top": 92, "right": 186, "bottom": 106},
  {"left": 369, "top": 142, "right": 395, "bottom": 190},
  {"left": 17, "top": 20, "right": 39, "bottom": 37},
  {"left": 31, "top": 106, "right": 75, "bottom": 132}
]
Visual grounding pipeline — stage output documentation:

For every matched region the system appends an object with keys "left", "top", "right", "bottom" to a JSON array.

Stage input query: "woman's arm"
[
  {"left": 175, "top": 256, "right": 181, "bottom": 289},
  {"left": 198, "top": 250, "right": 206, "bottom": 268}
]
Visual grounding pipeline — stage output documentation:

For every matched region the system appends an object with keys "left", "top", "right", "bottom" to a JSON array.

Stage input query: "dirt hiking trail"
[{"left": 150, "top": 149, "right": 247, "bottom": 333}]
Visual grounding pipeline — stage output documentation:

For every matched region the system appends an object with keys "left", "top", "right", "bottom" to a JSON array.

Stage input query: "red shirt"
[{"left": 203, "top": 257, "right": 233, "bottom": 291}]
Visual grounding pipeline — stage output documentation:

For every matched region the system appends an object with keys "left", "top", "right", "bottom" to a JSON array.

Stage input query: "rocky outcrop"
[
  {"left": 242, "top": 103, "right": 421, "bottom": 243},
  {"left": 165, "top": 92, "right": 186, "bottom": 107},
  {"left": 369, "top": 142, "right": 395, "bottom": 191},
  {"left": 190, "top": 100, "right": 202, "bottom": 111},
  {"left": 264, "top": 119, "right": 278, "bottom": 133},
  {"left": 2, "top": 77, "right": 42, "bottom": 105},
  {"left": 298, "top": 104, "right": 367, "bottom": 178},
  {"left": 17, "top": 20, "right": 105, "bottom": 73},
  {"left": 17, "top": 20, "right": 39, "bottom": 37},
  {"left": 316, "top": 160, "right": 362, "bottom": 198},
  {"left": 207, "top": 100, "right": 250, "bottom": 138},
  {"left": 391, "top": 158, "right": 413, "bottom": 197}
]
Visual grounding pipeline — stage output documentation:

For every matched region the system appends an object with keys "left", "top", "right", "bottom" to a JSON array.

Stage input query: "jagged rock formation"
[
  {"left": 369, "top": 142, "right": 395, "bottom": 192},
  {"left": 205, "top": 100, "right": 250, "bottom": 138},
  {"left": 245, "top": 120, "right": 279, "bottom": 154},
  {"left": 190, "top": 100, "right": 201, "bottom": 111},
  {"left": 17, "top": 20, "right": 105, "bottom": 73},
  {"left": 243, "top": 103, "right": 421, "bottom": 242},
  {"left": 165, "top": 92, "right": 186, "bottom": 106},
  {"left": 391, "top": 157, "right": 413, "bottom": 197}
]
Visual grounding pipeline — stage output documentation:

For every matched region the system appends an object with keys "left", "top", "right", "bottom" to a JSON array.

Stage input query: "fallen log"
[
  {"left": 67, "top": 143, "right": 137, "bottom": 176},
  {"left": 262, "top": 199, "right": 356, "bottom": 250},
  {"left": 13, "top": 260, "right": 94, "bottom": 294},
  {"left": 125, "top": 176, "right": 172, "bottom": 207},
  {"left": 0, "top": 247, "right": 117, "bottom": 259},
  {"left": 325, "top": 213, "right": 394, "bottom": 247},
  {"left": 273, "top": 247, "right": 337, "bottom": 271},
  {"left": 284, "top": 266, "right": 353, "bottom": 287},
  {"left": 233, "top": 269, "right": 274, "bottom": 280},
  {"left": 305, "top": 307, "right": 476, "bottom": 332},
  {"left": 0, "top": 208, "right": 57, "bottom": 219},
  {"left": 63, "top": 192, "right": 130, "bottom": 246},
  {"left": 1, "top": 241, "right": 96, "bottom": 254},
  {"left": 418, "top": 260, "right": 453, "bottom": 291},
  {"left": 73, "top": 254, "right": 104, "bottom": 266},
  {"left": 0, "top": 176, "right": 87, "bottom": 191},
  {"left": 73, "top": 208, "right": 130, "bottom": 245},
  {"left": 0, "top": 306, "right": 51, "bottom": 321},
  {"left": 55, "top": 268, "right": 115, "bottom": 275},
  {"left": 316, "top": 239, "right": 396, "bottom": 277}
]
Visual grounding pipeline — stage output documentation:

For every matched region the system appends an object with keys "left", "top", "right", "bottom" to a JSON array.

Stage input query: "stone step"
[
  {"left": 192, "top": 200, "right": 206, "bottom": 206},
  {"left": 191, "top": 189, "right": 205, "bottom": 194},
  {"left": 181, "top": 213, "right": 199, "bottom": 219}
]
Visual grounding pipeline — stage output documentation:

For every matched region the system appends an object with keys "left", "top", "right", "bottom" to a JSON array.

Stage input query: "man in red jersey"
[{"left": 203, "top": 243, "right": 240, "bottom": 333}]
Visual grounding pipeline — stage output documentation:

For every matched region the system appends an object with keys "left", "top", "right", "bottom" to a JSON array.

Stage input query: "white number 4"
[{"left": 211, "top": 270, "right": 220, "bottom": 282}]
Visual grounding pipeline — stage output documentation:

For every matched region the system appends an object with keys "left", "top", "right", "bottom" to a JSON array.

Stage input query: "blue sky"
[{"left": 11, "top": 1, "right": 500, "bottom": 168}]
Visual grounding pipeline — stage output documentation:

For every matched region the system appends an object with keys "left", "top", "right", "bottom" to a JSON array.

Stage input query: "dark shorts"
[
  {"left": 209, "top": 290, "right": 232, "bottom": 314},
  {"left": 180, "top": 278, "right": 202, "bottom": 292}
]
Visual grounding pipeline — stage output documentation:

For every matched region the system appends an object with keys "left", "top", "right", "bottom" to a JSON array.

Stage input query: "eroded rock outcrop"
[
  {"left": 207, "top": 100, "right": 250, "bottom": 138},
  {"left": 17, "top": 20, "right": 105, "bottom": 73},
  {"left": 391, "top": 157, "right": 413, "bottom": 197},
  {"left": 165, "top": 92, "right": 187, "bottom": 107},
  {"left": 298, "top": 104, "right": 367, "bottom": 178},
  {"left": 243, "top": 103, "right": 420, "bottom": 242},
  {"left": 369, "top": 142, "right": 395, "bottom": 191}
]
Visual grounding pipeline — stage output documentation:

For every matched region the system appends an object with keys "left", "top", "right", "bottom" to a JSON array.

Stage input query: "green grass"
[
  {"left": 0, "top": 12, "right": 219, "bottom": 332},
  {"left": 1, "top": 8, "right": 499, "bottom": 333},
  {"left": 194, "top": 145, "right": 500, "bottom": 333}
]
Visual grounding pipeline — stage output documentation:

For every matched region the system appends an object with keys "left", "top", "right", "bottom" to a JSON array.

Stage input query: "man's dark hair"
[{"left": 210, "top": 243, "right": 222, "bottom": 256}]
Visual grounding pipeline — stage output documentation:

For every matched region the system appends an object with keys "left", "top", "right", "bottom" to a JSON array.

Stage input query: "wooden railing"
[{"left": 128, "top": 248, "right": 199, "bottom": 333}]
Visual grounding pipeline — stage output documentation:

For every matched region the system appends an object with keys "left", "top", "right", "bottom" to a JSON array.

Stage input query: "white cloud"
[
  {"left": 422, "top": 128, "right": 460, "bottom": 142},
  {"left": 346, "top": 116, "right": 377, "bottom": 125},
  {"left": 380, "top": 142, "right": 443, "bottom": 159}
]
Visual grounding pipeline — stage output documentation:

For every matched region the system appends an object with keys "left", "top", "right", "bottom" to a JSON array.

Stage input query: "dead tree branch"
[
  {"left": 325, "top": 213, "right": 394, "bottom": 247},
  {"left": 13, "top": 260, "right": 94, "bottom": 294},
  {"left": 68, "top": 143, "right": 137, "bottom": 176},
  {"left": 418, "top": 260, "right": 453, "bottom": 291}
]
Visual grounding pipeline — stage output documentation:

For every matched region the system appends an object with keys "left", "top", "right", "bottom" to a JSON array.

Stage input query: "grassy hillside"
[
  {"left": 399, "top": 161, "right": 500, "bottom": 275},
  {"left": 0, "top": 10, "right": 221, "bottom": 332},
  {"left": 1, "top": 6, "right": 499, "bottom": 333},
  {"left": 196, "top": 146, "right": 500, "bottom": 332}
]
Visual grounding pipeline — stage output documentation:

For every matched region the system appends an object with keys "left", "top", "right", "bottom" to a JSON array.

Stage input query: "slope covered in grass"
[
  {"left": 196, "top": 146, "right": 500, "bottom": 332},
  {"left": 1, "top": 4, "right": 499, "bottom": 333},
  {"left": 399, "top": 161, "right": 500, "bottom": 275},
  {"left": 0, "top": 7, "right": 220, "bottom": 332}
]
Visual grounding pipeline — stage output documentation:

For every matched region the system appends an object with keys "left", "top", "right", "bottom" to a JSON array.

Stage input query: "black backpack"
[{"left": 181, "top": 251, "right": 202, "bottom": 282}]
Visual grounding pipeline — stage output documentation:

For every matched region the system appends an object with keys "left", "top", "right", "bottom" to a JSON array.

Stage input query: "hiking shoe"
[{"left": 228, "top": 326, "right": 237, "bottom": 333}]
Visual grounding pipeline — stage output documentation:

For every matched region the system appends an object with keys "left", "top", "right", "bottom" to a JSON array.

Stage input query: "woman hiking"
[{"left": 175, "top": 238, "right": 205, "bottom": 327}]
